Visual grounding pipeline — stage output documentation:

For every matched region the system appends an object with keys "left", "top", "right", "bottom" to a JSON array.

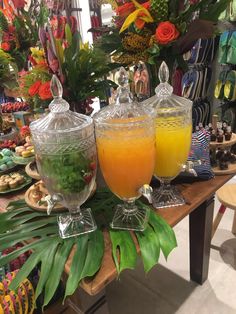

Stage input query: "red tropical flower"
[
  {"left": 38, "top": 81, "right": 52, "bottom": 100},
  {"left": 28, "top": 81, "right": 42, "bottom": 97},
  {"left": 1, "top": 42, "right": 11, "bottom": 51}
]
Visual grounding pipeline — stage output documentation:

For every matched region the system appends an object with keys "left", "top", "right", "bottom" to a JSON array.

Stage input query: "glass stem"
[
  {"left": 123, "top": 200, "right": 138, "bottom": 214},
  {"left": 69, "top": 206, "right": 83, "bottom": 221},
  {"left": 160, "top": 179, "right": 172, "bottom": 189}
]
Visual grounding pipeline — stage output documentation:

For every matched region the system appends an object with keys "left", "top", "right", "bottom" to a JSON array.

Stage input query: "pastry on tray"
[
  {"left": 25, "top": 181, "right": 65, "bottom": 212},
  {"left": 0, "top": 172, "right": 26, "bottom": 191}
]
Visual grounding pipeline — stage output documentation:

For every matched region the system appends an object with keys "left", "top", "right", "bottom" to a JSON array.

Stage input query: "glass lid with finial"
[
  {"left": 94, "top": 67, "right": 151, "bottom": 124},
  {"left": 30, "top": 75, "right": 97, "bottom": 239},
  {"left": 143, "top": 61, "right": 192, "bottom": 118},
  {"left": 30, "top": 75, "right": 92, "bottom": 136}
]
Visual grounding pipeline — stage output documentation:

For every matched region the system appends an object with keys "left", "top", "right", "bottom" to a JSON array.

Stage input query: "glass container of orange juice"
[
  {"left": 94, "top": 68, "right": 155, "bottom": 231},
  {"left": 144, "top": 62, "right": 192, "bottom": 208}
]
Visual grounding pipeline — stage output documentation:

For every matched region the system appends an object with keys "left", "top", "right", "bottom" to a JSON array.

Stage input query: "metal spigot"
[
  {"left": 41, "top": 194, "right": 63, "bottom": 215},
  {"left": 138, "top": 184, "right": 153, "bottom": 204},
  {"left": 182, "top": 160, "right": 201, "bottom": 177}
]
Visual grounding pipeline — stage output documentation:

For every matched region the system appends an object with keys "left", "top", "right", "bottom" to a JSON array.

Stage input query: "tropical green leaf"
[
  {"left": 0, "top": 217, "right": 57, "bottom": 237},
  {"left": 0, "top": 193, "right": 177, "bottom": 308},
  {"left": 43, "top": 239, "right": 74, "bottom": 308},
  {"left": 9, "top": 251, "right": 42, "bottom": 290},
  {"left": 0, "top": 212, "right": 49, "bottom": 233},
  {"left": 65, "top": 23, "right": 72, "bottom": 45},
  {"left": 35, "top": 240, "right": 61, "bottom": 300},
  {"left": 79, "top": 230, "right": 104, "bottom": 278},
  {"left": 55, "top": 39, "right": 64, "bottom": 65},
  {"left": 0, "top": 237, "right": 57, "bottom": 267},
  {"left": 136, "top": 225, "right": 160, "bottom": 273},
  {"left": 110, "top": 230, "right": 137, "bottom": 274},
  {"left": 0, "top": 226, "right": 58, "bottom": 251},
  {"left": 148, "top": 210, "right": 177, "bottom": 260},
  {"left": 64, "top": 236, "right": 88, "bottom": 301}
]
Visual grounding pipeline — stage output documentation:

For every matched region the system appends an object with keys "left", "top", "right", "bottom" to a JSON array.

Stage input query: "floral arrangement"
[
  {"left": 0, "top": 0, "right": 48, "bottom": 71},
  {"left": 97, "top": 0, "right": 230, "bottom": 66},
  {"left": 18, "top": 48, "right": 53, "bottom": 111},
  {"left": 38, "top": 18, "right": 116, "bottom": 113}
]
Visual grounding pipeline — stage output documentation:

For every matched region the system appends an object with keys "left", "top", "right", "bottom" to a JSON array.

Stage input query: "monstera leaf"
[{"left": 0, "top": 189, "right": 177, "bottom": 308}]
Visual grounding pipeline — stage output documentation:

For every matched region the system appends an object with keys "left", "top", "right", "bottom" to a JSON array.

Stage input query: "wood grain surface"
[{"left": 0, "top": 174, "right": 234, "bottom": 296}]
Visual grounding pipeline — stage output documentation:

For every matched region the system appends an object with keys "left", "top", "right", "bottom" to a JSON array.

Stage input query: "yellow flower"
[{"left": 30, "top": 47, "right": 45, "bottom": 63}]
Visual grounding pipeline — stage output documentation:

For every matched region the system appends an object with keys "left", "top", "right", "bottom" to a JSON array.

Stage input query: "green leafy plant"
[
  {"left": 0, "top": 189, "right": 177, "bottom": 308},
  {"left": 0, "top": 49, "right": 18, "bottom": 89},
  {"left": 40, "top": 22, "right": 118, "bottom": 113}
]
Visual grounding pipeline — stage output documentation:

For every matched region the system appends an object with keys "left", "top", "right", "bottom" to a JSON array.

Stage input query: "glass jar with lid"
[
  {"left": 94, "top": 67, "right": 155, "bottom": 231},
  {"left": 143, "top": 62, "right": 192, "bottom": 208},
  {"left": 30, "top": 75, "right": 97, "bottom": 238}
]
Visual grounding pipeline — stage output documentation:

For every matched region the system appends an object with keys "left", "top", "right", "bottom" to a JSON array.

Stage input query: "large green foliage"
[
  {"left": 62, "top": 28, "right": 117, "bottom": 105},
  {"left": 0, "top": 189, "right": 177, "bottom": 308}
]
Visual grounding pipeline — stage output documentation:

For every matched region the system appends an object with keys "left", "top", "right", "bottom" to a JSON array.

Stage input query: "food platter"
[
  {"left": 24, "top": 181, "right": 65, "bottom": 212},
  {"left": 0, "top": 171, "right": 32, "bottom": 194},
  {"left": 25, "top": 181, "right": 97, "bottom": 212},
  {"left": 12, "top": 153, "right": 35, "bottom": 165},
  {"left": 25, "top": 161, "right": 40, "bottom": 180}
]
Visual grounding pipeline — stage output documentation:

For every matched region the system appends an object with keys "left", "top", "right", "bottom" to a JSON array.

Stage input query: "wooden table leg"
[
  {"left": 232, "top": 211, "right": 236, "bottom": 235},
  {"left": 189, "top": 196, "right": 214, "bottom": 284}
]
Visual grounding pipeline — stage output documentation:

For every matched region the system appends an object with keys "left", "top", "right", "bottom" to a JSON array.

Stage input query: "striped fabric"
[{"left": 188, "top": 129, "right": 214, "bottom": 180}]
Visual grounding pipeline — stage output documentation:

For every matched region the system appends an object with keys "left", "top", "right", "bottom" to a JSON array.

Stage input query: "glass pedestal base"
[
  {"left": 110, "top": 204, "right": 150, "bottom": 232},
  {"left": 152, "top": 185, "right": 185, "bottom": 209},
  {"left": 58, "top": 208, "right": 97, "bottom": 239}
]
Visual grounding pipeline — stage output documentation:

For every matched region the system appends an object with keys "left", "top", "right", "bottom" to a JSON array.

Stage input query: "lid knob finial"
[
  {"left": 49, "top": 75, "right": 70, "bottom": 113},
  {"left": 116, "top": 67, "right": 132, "bottom": 104},
  {"left": 155, "top": 61, "right": 173, "bottom": 98},
  {"left": 50, "top": 74, "right": 63, "bottom": 99}
]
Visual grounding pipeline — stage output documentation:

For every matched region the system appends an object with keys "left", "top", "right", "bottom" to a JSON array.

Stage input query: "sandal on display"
[
  {"left": 227, "top": 31, "right": 236, "bottom": 64},
  {"left": 224, "top": 70, "right": 236, "bottom": 101},
  {"left": 214, "top": 70, "right": 228, "bottom": 100},
  {"left": 218, "top": 31, "right": 232, "bottom": 64}
]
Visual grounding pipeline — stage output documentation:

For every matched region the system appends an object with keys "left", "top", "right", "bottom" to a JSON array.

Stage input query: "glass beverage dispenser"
[
  {"left": 144, "top": 62, "right": 192, "bottom": 208},
  {"left": 30, "top": 76, "right": 97, "bottom": 238},
  {"left": 94, "top": 68, "right": 155, "bottom": 231}
]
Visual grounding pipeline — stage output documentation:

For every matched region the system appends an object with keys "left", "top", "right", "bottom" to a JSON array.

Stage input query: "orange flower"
[
  {"left": 116, "top": 2, "right": 135, "bottom": 18},
  {"left": 1, "top": 42, "right": 10, "bottom": 51},
  {"left": 155, "top": 22, "right": 179, "bottom": 45},
  {"left": 38, "top": 81, "right": 52, "bottom": 100},
  {"left": 28, "top": 80, "right": 42, "bottom": 97}
]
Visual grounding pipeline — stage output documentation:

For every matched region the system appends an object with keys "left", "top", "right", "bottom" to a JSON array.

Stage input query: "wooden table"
[
  {"left": 76, "top": 174, "right": 234, "bottom": 295},
  {"left": 0, "top": 174, "right": 234, "bottom": 308}
]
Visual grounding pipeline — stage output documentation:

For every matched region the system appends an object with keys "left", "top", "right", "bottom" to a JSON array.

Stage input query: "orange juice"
[
  {"left": 96, "top": 119, "right": 155, "bottom": 199},
  {"left": 155, "top": 117, "right": 192, "bottom": 179}
]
